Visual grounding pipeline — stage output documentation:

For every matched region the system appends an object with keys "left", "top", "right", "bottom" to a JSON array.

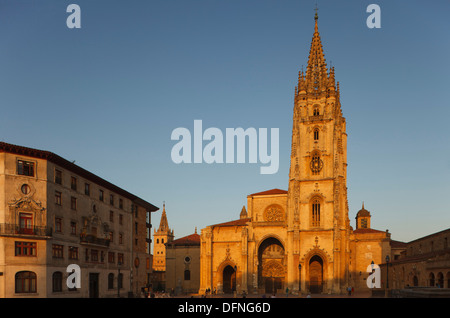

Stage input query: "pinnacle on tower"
[{"left": 305, "top": 10, "right": 328, "bottom": 94}]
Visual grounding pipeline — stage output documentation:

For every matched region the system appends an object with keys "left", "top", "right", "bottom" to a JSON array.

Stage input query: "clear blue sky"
[{"left": 1, "top": 0, "right": 450, "bottom": 243}]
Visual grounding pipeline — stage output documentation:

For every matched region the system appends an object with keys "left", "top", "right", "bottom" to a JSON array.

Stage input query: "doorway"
[
  {"left": 309, "top": 255, "right": 323, "bottom": 294},
  {"left": 222, "top": 265, "right": 236, "bottom": 294},
  {"left": 89, "top": 273, "right": 99, "bottom": 298}
]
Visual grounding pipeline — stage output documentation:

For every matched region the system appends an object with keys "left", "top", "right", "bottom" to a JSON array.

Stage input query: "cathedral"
[{"left": 198, "top": 12, "right": 392, "bottom": 295}]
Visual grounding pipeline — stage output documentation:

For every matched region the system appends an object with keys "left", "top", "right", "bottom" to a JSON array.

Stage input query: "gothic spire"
[
  {"left": 157, "top": 202, "right": 170, "bottom": 232},
  {"left": 306, "top": 11, "right": 328, "bottom": 94}
]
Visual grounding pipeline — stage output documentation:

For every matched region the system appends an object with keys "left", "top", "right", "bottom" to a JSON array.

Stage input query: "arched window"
[
  {"left": 311, "top": 197, "right": 321, "bottom": 227},
  {"left": 313, "top": 128, "right": 319, "bottom": 141},
  {"left": 108, "top": 273, "right": 114, "bottom": 289},
  {"left": 184, "top": 270, "right": 191, "bottom": 281},
  {"left": 15, "top": 271, "right": 37, "bottom": 293},
  {"left": 313, "top": 108, "right": 320, "bottom": 116},
  {"left": 52, "top": 271, "right": 62, "bottom": 292}
]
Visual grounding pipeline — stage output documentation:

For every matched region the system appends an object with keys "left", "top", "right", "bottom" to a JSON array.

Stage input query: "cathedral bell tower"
[
  {"left": 153, "top": 203, "right": 174, "bottom": 272},
  {"left": 287, "top": 11, "right": 351, "bottom": 294}
]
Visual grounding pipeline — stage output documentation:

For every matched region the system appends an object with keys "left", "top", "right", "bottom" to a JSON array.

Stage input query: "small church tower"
[
  {"left": 153, "top": 202, "right": 174, "bottom": 272},
  {"left": 355, "top": 202, "right": 371, "bottom": 229}
]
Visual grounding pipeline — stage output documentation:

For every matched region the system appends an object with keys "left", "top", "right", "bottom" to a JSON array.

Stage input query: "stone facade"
[
  {"left": 165, "top": 231, "right": 200, "bottom": 295},
  {"left": 0, "top": 142, "right": 158, "bottom": 298},
  {"left": 380, "top": 228, "right": 450, "bottom": 291},
  {"left": 199, "top": 13, "right": 391, "bottom": 296}
]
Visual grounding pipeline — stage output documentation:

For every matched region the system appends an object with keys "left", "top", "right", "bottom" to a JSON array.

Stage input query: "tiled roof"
[
  {"left": 353, "top": 228, "right": 387, "bottom": 235},
  {"left": 390, "top": 240, "right": 407, "bottom": 248},
  {"left": 210, "top": 218, "right": 251, "bottom": 228},
  {"left": 248, "top": 189, "right": 287, "bottom": 196},
  {"left": 167, "top": 233, "right": 200, "bottom": 246}
]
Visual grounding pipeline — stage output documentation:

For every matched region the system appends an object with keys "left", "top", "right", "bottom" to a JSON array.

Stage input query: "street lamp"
[
  {"left": 117, "top": 261, "right": 122, "bottom": 298},
  {"left": 385, "top": 255, "right": 390, "bottom": 297},
  {"left": 233, "top": 266, "right": 237, "bottom": 296},
  {"left": 298, "top": 264, "right": 302, "bottom": 294}
]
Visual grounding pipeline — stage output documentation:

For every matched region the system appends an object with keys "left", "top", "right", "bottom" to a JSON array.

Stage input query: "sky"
[{"left": 1, "top": 0, "right": 450, "bottom": 244}]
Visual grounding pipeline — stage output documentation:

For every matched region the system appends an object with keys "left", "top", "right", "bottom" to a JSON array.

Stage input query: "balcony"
[
  {"left": 309, "top": 115, "right": 324, "bottom": 122},
  {"left": 0, "top": 223, "right": 52, "bottom": 238},
  {"left": 80, "top": 234, "right": 110, "bottom": 247}
]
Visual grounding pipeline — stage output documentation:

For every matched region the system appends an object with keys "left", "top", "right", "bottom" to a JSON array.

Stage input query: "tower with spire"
[
  {"left": 153, "top": 202, "right": 174, "bottom": 272},
  {"left": 287, "top": 9, "right": 350, "bottom": 294}
]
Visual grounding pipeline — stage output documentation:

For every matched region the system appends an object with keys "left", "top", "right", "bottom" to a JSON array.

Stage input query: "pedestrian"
[
  {"left": 347, "top": 286, "right": 351, "bottom": 296},
  {"left": 285, "top": 287, "right": 289, "bottom": 297},
  {"left": 351, "top": 286, "right": 354, "bottom": 295}
]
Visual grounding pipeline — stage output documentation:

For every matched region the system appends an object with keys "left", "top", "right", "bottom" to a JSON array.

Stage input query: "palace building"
[
  {"left": 199, "top": 13, "right": 392, "bottom": 295},
  {"left": 0, "top": 142, "right": 158, "bottom": 297}
]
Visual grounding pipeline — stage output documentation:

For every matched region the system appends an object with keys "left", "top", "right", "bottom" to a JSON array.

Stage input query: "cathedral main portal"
[{"left": 258, "top": 237, "right": 285, "bottom": 294}]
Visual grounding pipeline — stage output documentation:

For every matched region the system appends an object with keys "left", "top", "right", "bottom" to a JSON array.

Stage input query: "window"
[
  {"left": 71, "top": 197, "right": 77, "bottom": 210},
  {"left": 313, "top": 108, "right": 320, "bottom": 116},
  {"left": 118, "top": 253, "right": 124, "bottom": 265},
  {"left": 313, "top": 128, "right": 319, "bottom": 141},
  {"left": 99, "top": 190, "right": 104, "bottom": 202},
  {"left": 15, "top": 271, "right": 37, "bottom": 293},
  {"left": 68, "top": 246, "right": 78, "bottom": 260},
  {"left": 55, "top": 170, "right": 62, "bottom": 185},
  {"left": 110, "top": 194, "right": 114, "bottom": 206},
  {"left": 108, "top": 273, "right": 114, "bottom": 289},
  {"left": 15, "top": 241, "right": 37, "bottom": 256},
  {"left": 55, "top": 217, "right": 62, "bottom": 233},
  {"left": 55, "top": 191, "right": 62, "bottom": 206},
  {"left": 70, "top": 221, "right": 77, "bottom": 235},
  {"left": 184, "top": 270, "right": 191, "bottom": 281},
  {"left": 119, "top": 233, "right": 123, "bottom": 244},
  {"left": 52, "top": 244, "right": 64, "bottom": 258},
  {"left": 85, "top": 183, "right": 90, "bottom": 196},
  {"left": 361, "top": 218, "right": 368, "bottom": 229},
  {"left": 52, "top": 272, "right": 63, "bottom": 292},
  {"left": 119, "top": 198, "right": 123, "bottom": 209},
  {"left": 108, "top": 252, "right": 115, "bottom": 264},
  {"left": 135, "top": 222, "right": 138, "bottom": 235},
  {"left": 119, "top": 214, "right": 123, "bottom": 225},
  {"left": 17, "top": 160, "right": 35, "bottom": 177},
  {"left": 110, "top": 211, "right": 114, "bottom": 222},
  {"left": 91, "top": 249, "right": 99, "bottom": 262},
  {"left": 71, "top": 177, "right": 77, "bottom": 191},
  {"left": 21, "top": 184, "right": 31, "bottom": 195},
  {"left": 19, "top": 213, "right": 33, "bottom": 234},
  {"left": 312, "top": 197, "right": 321, "bottom": 227},
  {"left": 109, "top": 231, "right": 114, "bottom": 242}
]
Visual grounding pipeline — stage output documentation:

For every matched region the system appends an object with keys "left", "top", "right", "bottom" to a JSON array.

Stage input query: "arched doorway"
[
  {"left": 258, "top": 237, "right": 285, "bottom": 294},
  {"left": 429, "top": 273, "right": 435, "bottom": 287},
  {"left": 309, "top": 255, "right": 323, "bottom": 294},
  {"left": 437, "top": 272, "right": 444, "bottom": 288},
  {"left": 222, "top": 265, "right": 236, "bottom": 294},
  {"left": 413, "top": 275, "right": 418, "bottom": 287}
]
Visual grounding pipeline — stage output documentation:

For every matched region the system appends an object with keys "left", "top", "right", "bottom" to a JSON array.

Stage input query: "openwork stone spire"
[
  {"left": 305, "top": 12, "right": 328, "bottom": 94},
  {"left": 157, "top": 202, "right": 170, "bottom": 232}
]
